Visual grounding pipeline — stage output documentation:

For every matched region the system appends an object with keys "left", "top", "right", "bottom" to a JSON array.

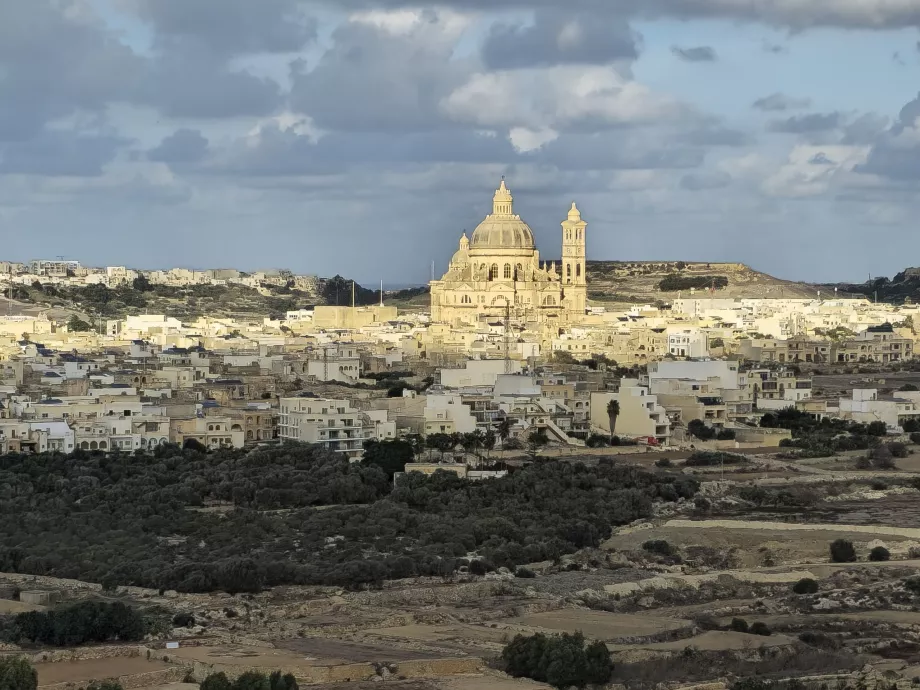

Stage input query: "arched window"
[
  {"left": 566, "top": 230, "right": 571, "bottom": 240},
  {"left": 576, "top": 264, "right": 581, "bottom": 277},
  {"left": 99, "top": 441, "right": 107, "bottom": 449},
  {"left": 516, "top": 264, "right": 523, "bottom": 279},
  {"left": 503, "top": 264, "right": 512, "bottom": 279},
  {"left": 461, "top": 295, "right": 472, "bottom": 304},
  {"left": 566, "top": 264, "right": 572, "bottom": 279},
  {"left": 543, "top": 296, "right": 556, "bottom": 306},
  {"left": 490, "top": 263, "right": 499, "bottom": 280}
]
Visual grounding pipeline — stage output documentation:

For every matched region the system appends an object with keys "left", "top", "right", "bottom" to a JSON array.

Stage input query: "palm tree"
[
  {"left": 496, "top": 416, "right": 514, "bottom": 446},
  {"left": 606, "top": 399, "right": 621, "bottom": 442}
]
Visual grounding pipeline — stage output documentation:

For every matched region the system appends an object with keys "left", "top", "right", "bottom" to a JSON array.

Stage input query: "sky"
[{"left": 2, "top": 1, "right": 920, "bottom": 286}]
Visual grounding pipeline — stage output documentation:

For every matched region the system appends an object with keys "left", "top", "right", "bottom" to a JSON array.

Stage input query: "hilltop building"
[{"left": 430, "top": 180, "right": 588, "bottom": 327}]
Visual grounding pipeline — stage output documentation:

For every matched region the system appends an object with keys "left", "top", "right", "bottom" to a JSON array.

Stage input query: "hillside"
[
  {"left": 824, "top": 267, "right": 920, "bottom": 304},
  {"left": 584, "top": 261, "right": 823, "bottom": 304}
]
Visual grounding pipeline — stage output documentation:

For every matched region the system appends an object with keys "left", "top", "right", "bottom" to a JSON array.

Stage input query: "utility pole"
[{"left": 379, "top": 280, "right": 383, "bottom": 308}]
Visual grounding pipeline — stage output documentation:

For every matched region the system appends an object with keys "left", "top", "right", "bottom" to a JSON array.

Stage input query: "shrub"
[
  {"left": 830, "top": 539, "right": 857, "bottom": 563},
  {"left": 888, "top": 442, "right": 909, "bottom": 458},
  {"left": 642, "top": 540, "right": 676, "bottom": 557},
  {"left": 0, "top": 656, "right": 37, "bottom": 690},
  {"left": 200, "top": 673, "right": 233, "bottom": 690},
  {"left": 867, "top": 421, "right": 888, "bottom": 437},
  {"left": 9, "top": 601, "right": 147, "bottom": 646},
  {"left": 717, "top": 429, "right": 736, "bottom": 441},
  {"left": 911, "top": 433, "right": 920, "bottom": 445},
  {"left": 749, "top": 622, "right": 772, "bottom": 636},
  {"left": 870, "top": 444, "right": 896, "bottom": 469},
  {"left": 729, "top": 618, "right": 749, "bottom": 633},
  {"left": 799, "top": 631, "right": 839, "bottom": 650},
  {"left": 688, "top": 420, "right": 716, "bottom": 441},
  {"left": 685, "top": 451, "right": 745, "bottom": 467},
  {"left": 655, "top": 458, "right": 672, "bottom": 468},
  {"left": 514, "top": 567, "right": 536, "bottom": 578},
  {"left": 172, "top": 612, "right": 195, "bottom": 628},
  {"left": 468, "top": 560, "right": 493, "bottom": 577},
  {"left": 792, "top": 578, "right": 819, "bottom": 595},
  {"left": 501, "top": 632, "right": 613, "bottom": 689},
  {"left": 869, "top": 546, "right": 891, "bottom": 562},
  {"left": 904, "top": 576, "right": 920, "bottom": 593}
]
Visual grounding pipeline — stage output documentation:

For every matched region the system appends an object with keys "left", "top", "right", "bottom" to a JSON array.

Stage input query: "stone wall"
[{"left": 40, "top": 667, "right": 187, "bottom": 690}]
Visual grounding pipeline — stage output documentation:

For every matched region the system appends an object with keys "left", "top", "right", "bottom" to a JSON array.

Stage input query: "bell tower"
[{"left": 561, "top": 201, "right": 587, "bottom": 317}]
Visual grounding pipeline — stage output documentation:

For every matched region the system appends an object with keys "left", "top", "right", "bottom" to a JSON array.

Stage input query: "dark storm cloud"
[
  {"left": 856, "top": 93, "right": 920, "bottom": 180},
  {"left": 0, "top": 131, "right": 126, "bottom": 177},
  {"left": 752, "top": 93, "right": 811, "bottom": 112},
  {"left": 148, "top": 129, "right": 210, "bottom": 164},
  {"left": 326, "top": 0, "right": 920, "bottom": 29},
  {"left": 130, "top": 0, "right": 317, "bottom": 54},
  {"left": 671, "top": 45, "right": 718, "bottom": 62},
  {"left": 211, "top": 126, "right": 519, "bottom": 177},
  {"left": 0, "top": 1, "right": 141, "bottom": 141},
  {"left": 767, "top": 112, "right": 843, "bottom": 133},
  {"left": 288, "top": 17, "right": 471, "bottom": 132},
  {"left": 481, "top": 11, "right": 638, "bottom": 69},
  {"left": 680, "top": 170, "right": 731, "bottom": 190},
  {"left": 138, "top": 51, "right": 284, "bottom": 118}
]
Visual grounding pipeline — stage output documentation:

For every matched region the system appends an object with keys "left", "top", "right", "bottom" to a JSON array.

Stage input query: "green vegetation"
[
  {"left": 830, "top": 539, "right": 857, "bottom": 563},
  {"left": 684, "top": 451, "right": 746, "bottom": 467},
  {"left": 200, "top": 671, "right": 298, "bottom": 690},
  {"left": 687, "top": 420, "right": 735, "bottom": 441},
  {"left": 765, "top": 407, "right": 882, "bottom": 457},
  {"left": 792, "top": 578, "right": 819, "bottom": 595},
  {"left": 1, "top": 601, "right": 149, "bottom": 646},
  {"left": 869, "top": 546, "right": 891, "bottom": 562},
  {"left": 0, "top": 656, "right": 37, "bottom": 690},
  {"left": 501, "top": 632, "right": 613, "bottom": 689},
  {"left": 658, "top": 275, "right": 729, "bottom": 292},
  {"left": 0, "top": 447, "right": 696, "bottom": 592},
  {"left": 66, "top": 315, "right": 94, "bottom": 332}
]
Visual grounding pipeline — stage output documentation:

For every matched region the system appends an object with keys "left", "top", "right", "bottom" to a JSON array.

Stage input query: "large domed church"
[{"left": 430, "top": 179, "right": 588, "bottom": 326}]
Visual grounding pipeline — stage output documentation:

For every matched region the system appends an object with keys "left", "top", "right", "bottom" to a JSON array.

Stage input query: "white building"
[
  {"left": 590, "top": 380, "right": 670, "bottom": 445},
  {"left": 440, "top": 359, "right": 523, "bottom": 388},
  {"left": 279, "top": 397, "right": 367, "bottom": 460},
  {"left": 667, "top": 328, "right": 709, "bottom": 358}
]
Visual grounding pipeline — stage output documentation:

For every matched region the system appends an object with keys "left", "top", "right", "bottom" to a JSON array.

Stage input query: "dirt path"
[{"left": 661, "top": 519, "right": 920, "bottom": 540}]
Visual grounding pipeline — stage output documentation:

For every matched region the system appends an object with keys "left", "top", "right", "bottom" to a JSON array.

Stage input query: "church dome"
[{"left": 469, "top": 180, "right": 536, "bottom": 251}]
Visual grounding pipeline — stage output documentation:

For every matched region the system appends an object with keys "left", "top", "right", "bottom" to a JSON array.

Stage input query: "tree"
[
  {"left": 425, "top": 433, "right": 454, "bottom": 459},
  {"left": 269, "top": 671, "right": 298, "bottom": 690},
  {"left": 0, "top": 657, "right": 36, "bottom": 690},
  {"left": 132, "top": 275, "right": 153, "bottom": 292},
  {"left": 900, "top": 383, "right": 920, "bottom": 392},
  {"left": 525, "top": 429, "right": 549, "bottom": 462},
  {"left": 183, "top": 438, "right": 208, "bottom": 453},
  {"left": 830, "top": 539, "right": 857, "bottom": 563},
  {"left": 869, "top": 546, "right": 890, "bottom": 562},
  {"left": 867, "top": 421, "right": 888, "bottom": 437},
  {"left": 67, "top": 315, "right": 93, "bottom": 332},
  {"left": 501, "top": 632, "right": 612, "bottom": 689},
  {"left": 201, "top": 674, "right": 233, "bottom": 690},
  {"left": 232, "top": 672, "right": 271, "bottom": 690},
  {"left": 792, "top": 578, "right": 819, "bottom": 594},
  {"left": 870, "top": 443, "right": 896, "bottom": 469},
  {"left": 482, "top": 430, "right": 496, "bottom": 459},
  {"left": 496, "top": 416, "right": 514, "bottom": 447},
  {"left": 688, "top": 419, "right": 716, "bottom": 441},
  {"left": 361, "top": 439, "right": 413, "bottom": 479},
  {"left": 606, "top": 399, "right": 621, "bottom": 441}
]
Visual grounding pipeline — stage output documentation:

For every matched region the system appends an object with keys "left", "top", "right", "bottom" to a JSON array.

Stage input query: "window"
[
  {"left": 504, "top": 264, "right": 512, "bottom": 279},
  {"left": 461, "top": 295, "right": 472, "bottom": 304},
  {"left": 490, "top": 263, "right": 499, "bottom": 280},
  {"left": 576, "top": 264, "right": 581, "bottom": 277},
  {"left": 516, "top": 263, "right": 523, "bottom": 279},
  {"left": 544, "top": 296, "right": 556, "bottom": 306},
  {"left": 566, "top": 264, "right": 571, "bottom": 279}
]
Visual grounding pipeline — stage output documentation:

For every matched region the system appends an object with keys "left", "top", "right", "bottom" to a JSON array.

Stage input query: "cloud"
[
  {"left": 808, "top": 152, "right": 835, "bottom": 165},
  {"left": 147, "top": 129, "right": 210, "bottom": 165},
  {"left": 289, "top": 10, "right": 473, "bottom": 132},
  {"left": 0, "top": 130, "right": 126, "bottom": 177},
  {"left": 762, "top": 40, "right": 787, "bottom": 54},
  {"left": 767, "top": 112, "right": 843, "bottom": 133},
  {"left": 752, "top": 93, "right": 812, "bottom": 112},
  {"left": 128, "top": 0, "right": 317, "bottom": 55},
  {"left": 0, "top": 1, "right": 142, "bottom": 141},
  {"left": 671, "top": 45, "right": 718, "bottom": 62},
  {"left": 442, "top": 65, "right": 686, "bottom": 132},
  {"left": 680, "top": 170, "right": 732, "bottom": 190},
  {"left": 481, "top": 10, "right": 638, "bottom": 69},
  {"left": 856, "top": 93, "right": 920, "bottom": 180}
]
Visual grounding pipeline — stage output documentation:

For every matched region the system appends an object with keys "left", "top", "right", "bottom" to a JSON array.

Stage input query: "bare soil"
[
  {"left": 276, "top": 637, "right": 448, "bottom": 663},
  {"left": 35, "top": 658, "right": 171, "bottom": 685},
  {"left": 508, "top": 611, "right": 689, "bottom": 641}
]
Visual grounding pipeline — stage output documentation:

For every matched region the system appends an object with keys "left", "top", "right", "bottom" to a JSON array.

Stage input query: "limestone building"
[{"left": 430, "top": 180, "right": 587, "bottom": 326}]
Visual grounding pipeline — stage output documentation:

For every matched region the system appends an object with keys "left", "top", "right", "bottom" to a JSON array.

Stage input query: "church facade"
[{"left": 430, "top": 180, "right": 588, "bottom": 327}]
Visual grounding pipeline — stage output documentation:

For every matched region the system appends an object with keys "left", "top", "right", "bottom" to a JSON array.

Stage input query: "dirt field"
[
  {"left": 607, "top": 630, "right": 795, "bottom": 653},
  {"left": 507, "top": 611, "right": 689, "bottom": 641},
  {"left": 0, "top": 599, "right": 44, "bottom": 613},
  {"left": 364, "top": 624, "right": 510, "bottom": 652},
  {"left": 438, "top": 675, "right": 551, "bottom": 690},
  {"left": 35, "top": 658, "right": 171, "bottom": 685},
  {"left": 277, "top": 637, "right": 447, "bottom": 662},
  {"left": 172, "top": 645, "right": 318, "bottom": 668}
]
